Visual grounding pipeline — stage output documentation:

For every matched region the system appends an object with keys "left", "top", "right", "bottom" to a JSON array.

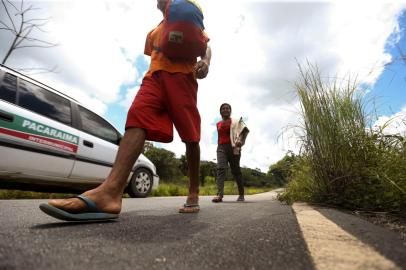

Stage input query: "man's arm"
[{"left": 195, "top": 45, "right": 211, "bottom": 79}]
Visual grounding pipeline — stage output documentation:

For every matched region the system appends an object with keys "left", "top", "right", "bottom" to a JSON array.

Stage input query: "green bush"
[
  {"left": 279, "top": 64, "right": 406, "bottom": 212},
  {"left": 151, "top": 183, "right": 189, "bottom": 196},
  {"left": 204, "top": 176, "right": 216, "bottom": 185}
]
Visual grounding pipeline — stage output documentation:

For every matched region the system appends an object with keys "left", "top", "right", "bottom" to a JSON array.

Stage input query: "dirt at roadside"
[
  {"left": 353, "top": 211, "right": 406, "bottom": 244},
  {"left": 306, "top": 202, "right": 406, "bottom": 245}
]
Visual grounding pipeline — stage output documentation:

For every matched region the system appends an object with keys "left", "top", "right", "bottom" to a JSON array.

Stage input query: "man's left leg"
[
  {"left": 178, "top": 142, "right": 200, "bottom": 213},
  {"left": 161, "top": 72, "right": 201, "bottom": 212}
]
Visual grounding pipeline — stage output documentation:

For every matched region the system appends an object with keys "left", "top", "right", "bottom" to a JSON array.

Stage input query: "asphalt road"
[{"left": 0, "top": 191, "right": 405, "bottom": 270}]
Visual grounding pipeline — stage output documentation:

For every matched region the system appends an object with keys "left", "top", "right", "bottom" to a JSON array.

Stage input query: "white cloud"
[
  {"left": 374, "top": 106, "right": 406, "bottom": 136},
  {"left": 119, "top": 85, "right": 140, "bottom": 109},
  {"left": 1, "top": 0, "right": 405, "bottom": 172}
]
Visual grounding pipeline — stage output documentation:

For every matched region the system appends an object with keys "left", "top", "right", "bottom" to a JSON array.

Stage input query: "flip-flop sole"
[
  {"left": 179, "top": 207, "right": 200, "bottom": 214},
  {"left": 39, "top": 203, "right": 118, "bottom": 222},
  {"left": 212, "top": 199, "right": 222, "bottom": 203}
]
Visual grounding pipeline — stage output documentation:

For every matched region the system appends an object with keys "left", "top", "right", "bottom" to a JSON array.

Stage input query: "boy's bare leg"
[
  {"left": 48, "top": 128, "right": 146, "bottom": 214},
  {"left": 185, "top": 142, "right": 200, "bottom": 204}
]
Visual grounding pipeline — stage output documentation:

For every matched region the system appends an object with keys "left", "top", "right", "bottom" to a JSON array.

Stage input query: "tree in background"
[
  {"left": 143, "top": 143, "right": 182, "bottom": 182},
  {"left": 0, "top": 0, "right": 57, "bottom": 73},
  {"left": 179, "top": 154, "right": 188, "bottom": 176},
  {"left": 143, "top": 141, "right": 154, "bottom": 154},
  {"left": 143, "top": 142, "right": 276, "bottom": 188},
  {"left": 241, "top": 167, "right": 273, "bottom": 187},
  {"left": 267, "top": 151, "right": 297, "bottom": 186},
  {"left": 180, "top": 155, "right": 217, "bottom": 186},
  {"left": 199, "top": 161, "right": 216, "bottom": 186}
]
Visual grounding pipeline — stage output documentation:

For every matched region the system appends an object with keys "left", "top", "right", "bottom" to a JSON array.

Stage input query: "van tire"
[{"left": 127, "top": 168, "right": 153, "bottom": 198}]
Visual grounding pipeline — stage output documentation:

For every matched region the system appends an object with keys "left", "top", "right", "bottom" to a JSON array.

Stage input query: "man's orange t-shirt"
[{"left": 144, "top": 23, "right": 209, "bottom": 77}]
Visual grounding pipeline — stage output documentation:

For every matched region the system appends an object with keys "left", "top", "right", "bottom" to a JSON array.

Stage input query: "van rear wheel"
[{"left": 127, "top": 168, "right": 153, "bottom": 198}]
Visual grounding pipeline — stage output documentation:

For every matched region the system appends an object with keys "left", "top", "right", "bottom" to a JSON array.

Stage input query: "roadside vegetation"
[
  {"left": 0, "top": 189, "right": 75, "bottom": 199},
  {"left": 278, "top": 64, "right": 406, "bottom": 213},
  {"left": 0, "top": 145, "right": 278, "bottom": 199},
  {"left": 143, "top": 143, "right": 279, "bottom": 197},
  {"left": 0, "top": 183, "right": 273, "bottom": 200},
  {"left": 151, "top": 178, "right": 274, "bottom": 197}
]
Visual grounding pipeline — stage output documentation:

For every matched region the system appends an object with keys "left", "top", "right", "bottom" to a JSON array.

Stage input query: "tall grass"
[{"left": 280, "top": 64, "right": 406, "bottom": 212}]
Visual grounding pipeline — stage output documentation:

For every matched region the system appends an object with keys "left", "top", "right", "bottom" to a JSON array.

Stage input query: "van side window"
[
  {"left": 78, "top": 106, "right": 119, "bottom": 143},
  {"left": 0, "top": 70, "right": 17, "bottom": 104},
  {"left": 18, "top": 79, "right": 71, "bottom": 125}
]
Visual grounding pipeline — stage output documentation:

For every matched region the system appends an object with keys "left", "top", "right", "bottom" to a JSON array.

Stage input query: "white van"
[{"left": 0, "top": 65, "right": 159, "bottom": 197}]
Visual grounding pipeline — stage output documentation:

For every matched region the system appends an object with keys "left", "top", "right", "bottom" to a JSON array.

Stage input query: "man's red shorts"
[{"left": 125, "top": 71, "right": 200, "bottom": 143}]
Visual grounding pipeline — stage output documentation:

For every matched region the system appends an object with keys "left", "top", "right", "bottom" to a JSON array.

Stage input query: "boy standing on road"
[{"left": 40, "top": 0, "right": 211, "bottom": 220}]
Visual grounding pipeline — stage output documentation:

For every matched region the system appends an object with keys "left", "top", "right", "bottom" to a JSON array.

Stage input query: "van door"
[
  {"left": 69, "top": 105, "right": 120, "bottom": 182},
  {"left": 0, "top": 73, "right": 78, "bottom": 179}
]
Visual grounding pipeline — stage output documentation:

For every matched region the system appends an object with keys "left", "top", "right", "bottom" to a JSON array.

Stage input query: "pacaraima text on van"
[{"left": 22, "top": 120, "right": 78, "bottom": 144}]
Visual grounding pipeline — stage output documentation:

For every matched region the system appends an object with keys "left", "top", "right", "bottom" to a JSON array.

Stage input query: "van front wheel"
[{"left": 127, "top": 168, "right": 153, "bottom": 198}]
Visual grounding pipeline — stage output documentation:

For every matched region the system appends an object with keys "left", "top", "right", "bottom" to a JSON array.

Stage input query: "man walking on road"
[
  {"left": 212, "top": 103, "right": 249, "bottom": 203},
  {"left": 40, "top": 0, "right": 211, "bottom": 220}
]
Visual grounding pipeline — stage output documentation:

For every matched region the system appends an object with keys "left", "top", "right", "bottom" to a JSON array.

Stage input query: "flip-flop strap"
[{"left": 74, "top": 195, "right": 100, "bottom": 213}]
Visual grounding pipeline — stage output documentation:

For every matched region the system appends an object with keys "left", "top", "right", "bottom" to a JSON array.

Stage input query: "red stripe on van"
[{"left": 0, "top": 127, "right": 78, "bottom": 153}]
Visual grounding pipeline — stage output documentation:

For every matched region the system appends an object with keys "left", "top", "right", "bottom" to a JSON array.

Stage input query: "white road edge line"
[{"left": 292, "top": 203, "right": 400, "bottom": 270}]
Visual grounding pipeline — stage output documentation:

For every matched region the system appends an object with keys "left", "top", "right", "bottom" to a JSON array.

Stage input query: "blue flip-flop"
[{"left": 39, "top": 195, "right": 118, "bottom": 221}]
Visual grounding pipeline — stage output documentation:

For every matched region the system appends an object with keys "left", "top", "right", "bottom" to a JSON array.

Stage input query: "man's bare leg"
[
  {"left": 185, "top": 142, "right": 200, "bottom": 204},
  {"left": 48, "top": 128, "right": 146, "bottom": 214}
]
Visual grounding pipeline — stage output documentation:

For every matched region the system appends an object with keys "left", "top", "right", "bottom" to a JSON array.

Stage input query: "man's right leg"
[
  {"left": 48, "top": 128, "right": 146, "bottom": 214},
  {"left": 215, "top": 145, "right": 228, "bottom": 198},
  {"left": 185, "top": 142, "right": 200, "bottom": 203}
]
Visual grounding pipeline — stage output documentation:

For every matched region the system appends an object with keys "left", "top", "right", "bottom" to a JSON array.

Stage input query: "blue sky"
[
  {"left": 370, "top": 11, "right": 406, "bottom": 116},
  {"left": 1, "top": 1, "right": 406, "bottom": 171},
  {"left": 106, "top": 55, "right": 150, "bottom": 133}
]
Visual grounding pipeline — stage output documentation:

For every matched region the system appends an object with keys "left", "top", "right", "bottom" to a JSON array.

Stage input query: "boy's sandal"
[
  {"left": 211, "top": 196, "right": 223, "bottom": 203},
  {"left": 179, "top": 203, "right": 200, "bottom": 213}
]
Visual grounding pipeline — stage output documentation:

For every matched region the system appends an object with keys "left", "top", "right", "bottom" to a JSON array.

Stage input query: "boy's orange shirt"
[{"left": 144, "top": 23, "right": 209, "bottom": 77}]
